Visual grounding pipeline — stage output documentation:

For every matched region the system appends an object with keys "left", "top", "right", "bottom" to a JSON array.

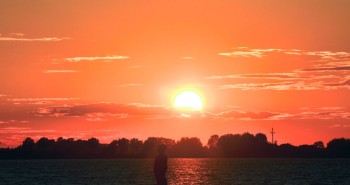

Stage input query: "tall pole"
[{"left": 270, "top": 128, "right": 275, "bottom": 144}]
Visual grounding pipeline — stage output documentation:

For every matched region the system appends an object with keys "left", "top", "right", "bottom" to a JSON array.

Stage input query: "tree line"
[{"left": 1, "top": 132, "right": 350, "bottom": 159}]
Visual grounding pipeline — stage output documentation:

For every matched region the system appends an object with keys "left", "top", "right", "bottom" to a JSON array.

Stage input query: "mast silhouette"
[{"left": 270, "top": 128, "right": 275, "bottom": 144}]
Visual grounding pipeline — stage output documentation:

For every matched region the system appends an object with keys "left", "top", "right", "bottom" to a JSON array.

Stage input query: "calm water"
[{"left": 1, "top": 158, "right": 350, "bottom": 185}]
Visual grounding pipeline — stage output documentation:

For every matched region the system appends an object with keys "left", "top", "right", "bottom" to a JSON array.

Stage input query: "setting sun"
[{"left": 173, "top": 91, "right": 203, "bottom": 111}]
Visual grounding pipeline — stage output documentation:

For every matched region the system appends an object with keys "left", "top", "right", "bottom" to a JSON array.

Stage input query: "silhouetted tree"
[
  {"left": 117, "top": 138, "right": 130, "bottom": 157},
  {"left": 129, "top": 138, "right": 143, "bottom": 157},
  {"left": 141, "top": 137, "right": 175, "bottom": 158},
  {"left": 252, "top": 133, "right": 270, "bottom": 157},
  {"left": 174, "top": 137, "right": 204, "bottom": 157},
  {"left": 327, "top": 138, "right": 350, "bottom": 157},
  {"left": 87, "top": 137, "right": 99, "bottom": 146},
  {"left": 217, "top": 134, "right": 241, "bottom": 157},
  {"left": 241, "top": 132, "right": 255, "bottom": 143},
  {"left": 35, "top": 137, "right": 55, "bottom": 158},
  {"left": 107, "top": 140, "right": 119, "bottom": 158},
  {"left": 207, "top": 135, "right": 220, "bottom": 157},
  {"left": 55, "top": 137, "right": 76, "bottom": 158},
  {"left": 86, "top": 137, "right": 100, "bottom": 157},
  {"left": 207, "top": 135, "right": 219, "bottom": 149},
  {"left": 239, "top": 133, "right": 256, "bottom": 156},
  {"left": 313, "top": 141, "right": 325, "bottom": 149},
  {"left": 19, "top": 137, "right": 35, "bottom": 158},
  {"left": 255, "top": 133, "right": 268, "bottom": 143},
  {"left": 22, "top": 137, "right": 35, "bottom": 149}
]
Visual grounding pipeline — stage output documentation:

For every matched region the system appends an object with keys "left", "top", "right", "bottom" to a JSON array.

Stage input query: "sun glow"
[{"left": 173, "top": 91, "right": 203, "bottom": 110}]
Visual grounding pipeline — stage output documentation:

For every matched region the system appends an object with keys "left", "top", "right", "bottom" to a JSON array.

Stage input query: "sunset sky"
[{"left": 1, "top": 0, "right": 349, "bottom": 147}]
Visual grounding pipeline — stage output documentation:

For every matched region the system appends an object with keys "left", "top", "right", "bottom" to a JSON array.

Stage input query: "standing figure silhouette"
[{"left": 154, "top": 144, "right": 168, "bottom": 185}]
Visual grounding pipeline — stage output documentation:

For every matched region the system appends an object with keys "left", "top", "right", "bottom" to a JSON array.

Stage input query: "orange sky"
[{"left": 0, "top": 0, "right": 350, "bottom": 147}]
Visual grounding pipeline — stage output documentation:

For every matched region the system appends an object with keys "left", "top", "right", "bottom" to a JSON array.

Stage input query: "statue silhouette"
[{"left": 154, "top": 144, "right": 168, "bottom": 185}]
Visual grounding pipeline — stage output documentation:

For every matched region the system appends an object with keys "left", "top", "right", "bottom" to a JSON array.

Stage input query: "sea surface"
[{"left": 1, "top": 158, "right": 350, "bottom": 185}]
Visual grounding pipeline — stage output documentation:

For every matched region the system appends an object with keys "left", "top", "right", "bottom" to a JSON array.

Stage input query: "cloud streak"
[
  {"left": 0, "top": 127, "right": 56, "bottom": 134},
  {"left": 9, "top": 33, "right": 25, "bottom": 36},
  {"left": 219, "top": 47, "right": 350, "bottom": 61},
  {"left": 218, "top": 47, "right": 282, "bottom": 58},
  {"left": 303, "top": 66, "right": 350, "bottom": 71},
  {"left": 0, "top": 37, "right": 70, "bottom": 42},
  {"left": 206, "top": 73, "right": 300, "bottom": 80},
  {"left": 65, "top": 56, "right": 129, "bottom": 62},
  {"left": 35, "top": 103, "right": 171, "bottom": 118},
  {"left": 324, "top": 79, "right": 350, "bottom": 87},
  {"left": 44, "top": 70, "right": 79, "bottom": 73},
  {"left": 208, "top": 106, "right": 350, "bottom": 121},
  {"left": 211, "top": 110, "right": 281, "bottom": 120},
  {"left": 220, "top": 81, "right": 322, "bottom": 91},
  {"left": 5, "top": 97, "right": 79, "bottom": 106},
  {"left": 329, "top": 124, "right": 350, "bottom": 128}
]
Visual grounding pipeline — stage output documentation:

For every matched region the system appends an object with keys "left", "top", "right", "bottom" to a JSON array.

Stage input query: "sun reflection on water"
[{"left": 168, "top": 158, "right": 221, "bottom": 184}]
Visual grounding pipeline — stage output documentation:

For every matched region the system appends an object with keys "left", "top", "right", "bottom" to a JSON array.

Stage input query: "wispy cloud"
[
  {"left": 302, "top": 51, "right": 350, "bottom": 60},
  {"left": 277, "top": 107, "right": 350, "bottom": 120},
  {"left": 86, "top": 117, "right": 107, "bottom": 122},
  {"left": 208, "top": 106, "right": 350, "bottom": 121},
  {"left": 299, "top": 60, "right": 350, "bottom": 78},
  {"left": 9, "top": 32, "right": 25, "bottom": 36},
  {"left": 219, "top": 47, "right": 350, "bottom": 61},
  {"left": 211, "top": 77, "right": 348, "bottom": 91},
  {"left": 212, "top": 110, "right": 281, "bottom": 120},
  {"left": 44, "top": 70, "right": 79, "bottom": 73},
  {"left": 0, "top": 127, "right": 56, "bottom": 134},
  {"left": 85, "top": 112, "right": 128, "bottom": 121},
  {"left": 219, "top": 51, "right": 263, "bottom": 58},
  {"left": 302, "top": 66, "right": 350, "bottom": 71},
  {"left": 329, "top": 124, "right": 350, "bottom": 128},
  {"left": 220, "top": 81, "right": 322, "bottom": 91},
  {"left": 65, "top": 55, "right": 129, "bottom": 62},
  {"left": 219, "top": 47, "right": 282, "bottom": 58},
  {"left": 293, "top": 111, "right": 350, "bottom": 120},
  {"left": 324, "top": 79, "right": 350, "bottom": 87},
  {"left": 0, "top": 120, "right": 28, "bottom": 124},
  {"left": 10, "top": 98, "right": 78, "bottom": 102},
  {"left": 35, "top": 103, "right": 171, "bottom": 118},
  {"left": 300, "top": 107, "right": 348, "bottom": 111},
  {"left": 206, "top": 73, "right": 300, "bottom": 80},
  {"left": 8, "top": 97, "right": 79, "bottom": 105},
  {"left": 0, "top": 37, "right": 70, "bottom": 42}
]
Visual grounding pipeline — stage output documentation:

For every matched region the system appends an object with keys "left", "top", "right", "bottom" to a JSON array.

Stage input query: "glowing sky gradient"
[{"left": 1, "top": 0, "right": 349, "bottom": 147}]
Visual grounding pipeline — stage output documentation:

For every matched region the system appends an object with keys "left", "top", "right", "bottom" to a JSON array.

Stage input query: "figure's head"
[{"left": 158, "top": 144, "right": 167, "bottom": 154}]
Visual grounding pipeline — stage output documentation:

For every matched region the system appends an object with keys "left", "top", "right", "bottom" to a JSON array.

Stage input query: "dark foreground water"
[{"left": 1, "top": 158, "right": 350, "bottom": 185}]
